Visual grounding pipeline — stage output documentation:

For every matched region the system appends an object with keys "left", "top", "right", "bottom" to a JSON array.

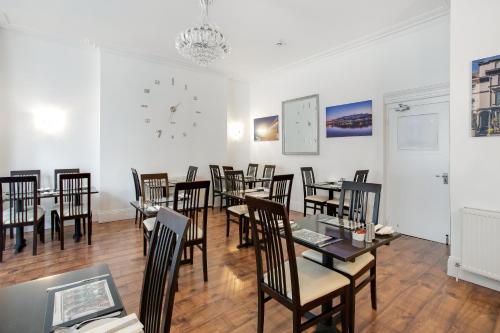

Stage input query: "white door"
[{"left": 386, "top": 97, "right": 450, "bottom": 244}]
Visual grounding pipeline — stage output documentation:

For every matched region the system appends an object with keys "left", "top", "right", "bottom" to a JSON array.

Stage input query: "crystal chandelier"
[{"left": 175, "top": 0, "right": 230, "bottom": 66}]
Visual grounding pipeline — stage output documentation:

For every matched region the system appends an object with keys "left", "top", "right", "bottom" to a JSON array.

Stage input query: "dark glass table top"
[
  {"left": 0, "top": 264, "right": 121, "bottom": 333},
  {"left": 292, "top": 214, "right": 401, "bottom": 262}
]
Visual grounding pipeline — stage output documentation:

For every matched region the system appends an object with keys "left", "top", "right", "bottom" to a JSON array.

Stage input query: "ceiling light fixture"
[{"left": 175, "top": 0, "right": 230, "bottom": 67}]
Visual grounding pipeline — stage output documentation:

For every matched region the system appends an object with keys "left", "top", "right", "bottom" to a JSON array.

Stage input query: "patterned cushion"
[
  {"left": 227, "top": 205, "right": 248, "bottom": 216},
  {"left": 2, "top": 206, "right": 45, "bottom": 224},
  {"left": 305, "top": 195, "right": 328, "bottom": 203}
]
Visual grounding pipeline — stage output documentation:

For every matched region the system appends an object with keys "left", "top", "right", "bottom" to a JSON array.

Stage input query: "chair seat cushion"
[
  {"left": 2, "top": 206, "right": 45, "bottom": 224},
  {"left": 264, "top": 256, "right": 349, "bottom": 305},
  {"left": 302, "top": 250, "right": 374, "bottom": 276},
  {"left": 227, "top": 205, "right": 248, "bottom": 216},
  {"left": 305, "top": 195, "right": 328, "bottom": 203},
  {"left": 143, "top": 217, "right": 156, "bottom": 232},
  {"left": 56, "top": 202, "right": 89, "bottom": 217}
]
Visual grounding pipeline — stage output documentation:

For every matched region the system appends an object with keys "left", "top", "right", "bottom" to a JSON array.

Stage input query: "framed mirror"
[{"left": 282, "top": 94, "right": 319, "bottom": 155}]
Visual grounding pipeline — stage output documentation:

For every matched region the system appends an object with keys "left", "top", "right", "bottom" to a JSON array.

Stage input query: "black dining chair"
[
  {"left": 300, "top": 167, "right": 328, "bottom": 216},
  {"left": 0, "top": 176, "right": 45, "bottom": 261},
  {"left": 224, "top": 170, "right": 248, "bottom": 245},
  {"left": 261, "top": 164, "right": 275, "bottom": 188},
  {"left": 326, "top": 169, "right": 369, "bottom": 216},
  {"left": 139, "top": 207, "right": 189, "bottom": 333},
  {"left": 9, "top": 170, "right": 41, "bottom": 240},
  {"left": 173, "top": 180, "right": 210, "bottom": 282},
  {"left": 246, "top": 195, "right": 350, "bottom": 333},
  {"left": 303, "top": 181, "right": 381, "bottom": 333},
  {"left": 51, "top": 168, "right": 80, "bottom": 239},
  {"left": 246, "top": 163, "right": 259, "bottom": 178},
  {"left": 141, "top": 173, "right": 170, "bottom": 256},
  {"left": 185, "top": 166, "right": 198, "bottom": 182},
  {"left": 131, "top": 168, "right": 142, "bottom": 225},
  {"left": 209, "top": 165, "right": 225, "bottom": 210},
  {"left": 53, "top": 173, "right": 92, "bottom": 250}
]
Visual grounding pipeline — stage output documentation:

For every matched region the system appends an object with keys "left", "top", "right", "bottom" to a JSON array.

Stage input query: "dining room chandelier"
[{"left": 175, "top": 0, "right": 230, "bottom": 66}]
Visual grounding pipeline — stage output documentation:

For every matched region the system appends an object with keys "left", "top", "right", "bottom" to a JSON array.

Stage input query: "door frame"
[{"left": 382, "top": 82, "right": 450, "bottom": 241}]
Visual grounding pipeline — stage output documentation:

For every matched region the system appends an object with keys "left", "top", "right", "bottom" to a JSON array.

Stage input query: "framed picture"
[
  {"left": 282, "top": 94, "right": 319, "bottom": 155},
  {"left": 326, "top": 100, "right": 372, "bottom": 137},
  {"left": 471, "top": 55, "right": 500, "bottom": 137},
  {"left": 254, "top": 115, "right": 279, "bottom": 141}
]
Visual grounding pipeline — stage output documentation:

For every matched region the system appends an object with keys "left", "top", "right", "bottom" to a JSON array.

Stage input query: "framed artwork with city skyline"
[
  {"left": 254, "top": 115, "right": 279, "bottom": 141},
  {"left": 472, "top": 55, "right": 500, "bottom": 137},
  {"left": 326, "top": 100, "right": 373, "bottom": 138}
]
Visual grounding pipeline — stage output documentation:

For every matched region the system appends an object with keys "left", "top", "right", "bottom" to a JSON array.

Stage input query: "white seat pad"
[
  {"left": 305, "top": 195, "right": 328, "bottom": 203},
  {"left": 2, "top": 206, "right": 45, "bottom": 223},
  {"left": 302, "top": 250, "right": 374, "bottom": 276},
  {"left": 264, "top": 256, "right": 349, "bottom": 305},
  {"left": 227, "top": 204, "right": 248, "bottom": 216},
  {"left": 56, "top": 202, "right": 89, "bottom": 217},
  {"left": 143, "top": 217, "right": 156, "bottom": 232}
]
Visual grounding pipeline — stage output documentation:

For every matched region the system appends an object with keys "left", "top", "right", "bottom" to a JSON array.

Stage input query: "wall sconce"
[
  {"left": 32, "top": 104, "right": 67, "bottom": 135},
  {"left": 228, "top": 122, "right": 244, "bottom": 141}
]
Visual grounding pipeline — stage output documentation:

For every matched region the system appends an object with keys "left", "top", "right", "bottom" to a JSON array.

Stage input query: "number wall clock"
[{"left": 140, "top": 77, "right": 202, "bottom": 139}]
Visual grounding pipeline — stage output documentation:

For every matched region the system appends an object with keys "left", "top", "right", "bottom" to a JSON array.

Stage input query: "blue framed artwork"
[{"left": 326, "top": 100, "right": 372, "bottom": 137}]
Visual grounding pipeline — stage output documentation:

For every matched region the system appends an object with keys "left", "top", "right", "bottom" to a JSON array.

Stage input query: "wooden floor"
[{"left": 0, "top": 209, "right": 499, "bottom": 333}]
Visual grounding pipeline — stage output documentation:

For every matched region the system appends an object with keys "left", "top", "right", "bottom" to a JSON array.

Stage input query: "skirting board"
[{"left": 447, "top": 256, "right": 500, "bottom": 292}]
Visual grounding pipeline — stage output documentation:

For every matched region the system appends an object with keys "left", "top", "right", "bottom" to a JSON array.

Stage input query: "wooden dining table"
[
  {"left": 291, "top": 214, "right": 401, "bottom": 332},
  {"left": 0, "top": 264, "right": 124, "bottom": 333}
]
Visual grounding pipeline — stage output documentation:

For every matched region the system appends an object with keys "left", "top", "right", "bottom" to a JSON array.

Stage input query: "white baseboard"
[
  {"left": 447, "top": 256, "right": 500, "bottom": 292},
  {"left": 97, "top": 207, "right": 136, "bottom": 223}
]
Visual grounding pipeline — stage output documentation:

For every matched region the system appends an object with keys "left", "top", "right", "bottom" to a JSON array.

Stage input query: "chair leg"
[
  {"left": 87, "top": 215, "right": 92, "bottom": 245},
  {"left": 349, "top": 279, "right": 355, "bottom": 333},
  {"left": 341, "top": 286, "right": 349, "bottom": 333},
  {"left": 189, "top": 245, "right": 194, "bottom": 265},
  {"left": 226, "top": 211, "right": 230, "bottom": 237},
  {"left": 51, "top": 211, "right": 54, "bottom": 241},
  {"left": 303, "top": 202, "right": 306, "bottom": 217},
  {"left": 292, "top": 310, "right": 301, "bottom": 333},
  {"left": 238, "top": 216, "right": 243, "bottom": 245},
  {"left": 60, "top": 219, "right": 65, "bottom": 250},
  {"left": 9, "top": 228, "right": 13, "bottom": 239},
  {"left": 39, "top": 219, "right": 45, "bottom": 244},
  {"left": 32, "top": 222, "right": 38, "bottom": 256},
  {"left": 313, "top": 203, "right": 317, "bottom": 215},
  {"left": 370, "top": 265, "right": 377, "bottom": 310},
  {"left": 135, "top": 209, "right": 138, "bottom": 224},
  {"left": 257, "top": 290, "right": 265, "bottom": 333},
  {"left": 143, "top": 231, "right": 148, "bottom": 256},
  {"left": 202, "top": 240, "right": 208, "bottom": 282}
]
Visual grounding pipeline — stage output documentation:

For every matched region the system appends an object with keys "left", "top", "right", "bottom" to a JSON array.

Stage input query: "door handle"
[{"left": 435, "top": 173, "right": 449, "bottom": 184}]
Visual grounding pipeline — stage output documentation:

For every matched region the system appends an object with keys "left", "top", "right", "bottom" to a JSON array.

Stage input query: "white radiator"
[{"left": 461, "top": 207, "right": 500, "bottom": 281}]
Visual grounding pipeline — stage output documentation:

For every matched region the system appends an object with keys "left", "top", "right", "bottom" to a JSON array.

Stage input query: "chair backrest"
[
  {"left": 54, "top": 169, "right": 80, "bottom": 203},
  {"left": 354, "top": 169, "right": 369, "bottom": 183},
  {"left": 209, "top": 165, "right": 223, "bottom": 192},
  {"left": 338, "top": 181, "right": 381, "bottom": 225},
  {"left": 222, "top": 166, "right": 234, "bottom": 175},
  {"left": 131, "top": 168, "right": 141, "bottom": 201},
  {"left": 186, "top": 166, "right": 198, "bottom": 182},
  {"left": 300, "top": 167, "right": 316, "bottom": 197},
  {"left": 224, "top": 170, "right": 246, "bottom": 193},
  {"left": 173, "top": 181, "right": 210, "bottom": 242},
  {"left": 247, "top": 163, "right": 259, "bottom": 178},
  {"left": 10, "top": 170, "right": 41, "bottom": 186},
  {"left": 139, "top": 207, "right": 189, "bottom": 333},
  {"left": 246, "top": 196, "right": 300, "bottom": 307},
  {"left": 58, "top": 173, "right": 91, "bottom": 219},
  {"left": 0, "top": 176, "right": 39, "bottom": 227},
  {"left": 262, "top": 165, "right": 276, "bottom": 188},
  {"left": 268, "top": 174, "right": 294, "bottom": 213},
  {"left": 141, "top": 173, "right": 169, "bottom": 205}
]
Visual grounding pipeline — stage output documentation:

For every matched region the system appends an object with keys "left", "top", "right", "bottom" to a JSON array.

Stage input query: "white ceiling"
[{"left": 0, "top": 0, "right": 448, "bottom": 80}]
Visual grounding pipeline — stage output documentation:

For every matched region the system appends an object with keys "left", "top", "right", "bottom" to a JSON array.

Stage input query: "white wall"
[
  {"left": 99, "top": 51, "right": 229, "bottom": 221},
  {"left": 227, "top": 79, "right": 250, "bottom": 167},
  {"left": 248, "top": 16, "right": 450, "bottom": 213},
  {"left": 0, "top": 29, "right": 100, "bottom": 227},
  {"left": 447, "top": 0, "right": 500, "bottom": 291}
]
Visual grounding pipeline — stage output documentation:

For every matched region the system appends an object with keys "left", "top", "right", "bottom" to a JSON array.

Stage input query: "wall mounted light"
[{"left": 228, "top": 122, "right": 244, "bottom": 141}]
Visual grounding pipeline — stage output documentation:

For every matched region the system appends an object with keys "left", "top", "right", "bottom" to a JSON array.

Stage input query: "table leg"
[
  {"left": 73, "top": 218, "right": 82, "bottom": 242},
  {"left": 14, "top": 227, "right": 27, "bottom": 253}
]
